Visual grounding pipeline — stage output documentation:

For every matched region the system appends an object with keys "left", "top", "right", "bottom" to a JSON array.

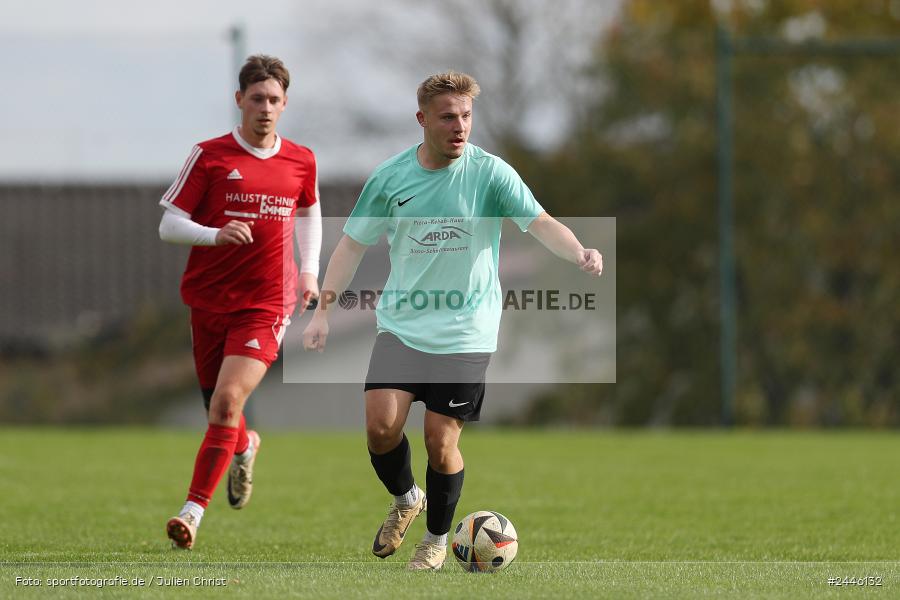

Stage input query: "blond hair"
[{"left": 416, "top": 70, "right": 481, "bottom": 108}]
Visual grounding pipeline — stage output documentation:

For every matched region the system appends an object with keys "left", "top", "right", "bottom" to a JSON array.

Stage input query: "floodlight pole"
[
  {"left": 229, "top": 23, "right": 255, "bottom": 425},
  {"left": 716, "top": 25, "right": 737, "bottom": 426},
  {"left": 230, "top": 24, "right": 247, "bottom": 125},
  {"left": 715, "top": 26, "right": 900, "bottom": 426}
]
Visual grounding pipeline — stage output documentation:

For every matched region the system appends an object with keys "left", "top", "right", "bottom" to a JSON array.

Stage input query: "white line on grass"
[{"left": 3, "top": 561, "right": 900, "bottom": 566}]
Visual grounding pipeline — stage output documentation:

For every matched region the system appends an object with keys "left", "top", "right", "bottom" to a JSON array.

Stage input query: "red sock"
[
  {"left": 186, "top": 424, "right": 239, "bottom": 507},
  {"left": 234, "top": 414, "right": 250, "bottom": 455}
]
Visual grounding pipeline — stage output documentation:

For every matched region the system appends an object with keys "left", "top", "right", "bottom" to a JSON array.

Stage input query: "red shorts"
[{"left": 189, "top": 307, "right": 290, "bottom": 389}]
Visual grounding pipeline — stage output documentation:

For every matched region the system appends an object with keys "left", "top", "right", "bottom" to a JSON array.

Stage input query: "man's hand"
[
  {"left": 578, "top": 248, "right": 603, "bottom": 276},
  {"left": 215, "top": 220, "right": 254, "bottom": 245},
  {"left": 298, "top": 272, "right": 320, "bottom": 315},
  {"left": 528, "top": 213, "right": 603, "bottom": 276},
  {"left": 303, "top": 312, "right": 329, "bottom": 352}
]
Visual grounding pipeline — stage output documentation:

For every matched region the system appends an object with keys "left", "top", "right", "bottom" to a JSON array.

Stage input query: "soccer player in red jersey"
[{"left": 158, "top": 55, "right": 322, "bottom": 549}]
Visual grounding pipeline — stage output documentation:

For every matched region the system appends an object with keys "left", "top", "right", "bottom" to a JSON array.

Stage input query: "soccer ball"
[{"left": 451, "top": 511, "right": 518, "bottom": 573}]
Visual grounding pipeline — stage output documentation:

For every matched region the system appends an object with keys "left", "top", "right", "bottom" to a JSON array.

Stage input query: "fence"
[{"left": 0, "top": 181, "right": 361, "bottom": 352}]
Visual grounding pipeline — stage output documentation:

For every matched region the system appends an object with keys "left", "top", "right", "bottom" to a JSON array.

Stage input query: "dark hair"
[{"left": 239, "top": 55, "right": 290, "bottom": 92}]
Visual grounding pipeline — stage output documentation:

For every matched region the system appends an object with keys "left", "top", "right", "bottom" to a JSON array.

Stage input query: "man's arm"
[
  {"left": 527, "top": 211, "right": 603, "bottom": 276},
  {"left": 302, "top": 234, "right": 369, "bottom": 351},
  {"left": 294, "top": 202, "right": 323, "bottom": 312},
  {"left": 159, "top": 207, "right": 254, "bottom": 246}
]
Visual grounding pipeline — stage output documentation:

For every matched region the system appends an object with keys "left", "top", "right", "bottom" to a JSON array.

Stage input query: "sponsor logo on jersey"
[
  {"left": 407, "top": 226, "right": 472, "bottom": 247},
  {"left": 225, "top": 192, "right": 296, "bottom": 204},
  {"left": 259, "top": 196, "right": 293, "bottom": 218},
  {"left": 227, "top": 168, "right": 243, "bottom": 180},
  {"left": 224, "top": 192, "right": 297, "bottom": 221},
  {"left": 224, "top": 210, "right": 259, "bottom": 218}
]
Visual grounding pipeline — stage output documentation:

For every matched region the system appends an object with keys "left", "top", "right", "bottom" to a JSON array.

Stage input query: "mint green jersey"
[{"left": 343, "top": 143, "right": 544, "bottom": 354}]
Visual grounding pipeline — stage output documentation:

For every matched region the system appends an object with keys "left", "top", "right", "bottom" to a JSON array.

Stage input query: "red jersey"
[{"left": 160, "top": 128, "right": 318, "bottom": 314}]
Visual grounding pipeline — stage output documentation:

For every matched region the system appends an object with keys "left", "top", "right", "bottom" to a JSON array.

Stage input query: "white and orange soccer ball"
[{"left": 451, "top": 510, "right": 518, "bottom": 573}]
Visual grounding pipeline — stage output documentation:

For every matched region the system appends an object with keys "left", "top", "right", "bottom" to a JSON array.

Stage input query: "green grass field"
[{"left": 1, "top": 428, "right": 898, "bottom": 598}]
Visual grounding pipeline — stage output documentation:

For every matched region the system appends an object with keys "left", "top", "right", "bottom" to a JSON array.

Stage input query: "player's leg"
[
  {"left": 366, "top": 388, "right": 427, "bottom": 558},
  {"left": 222, "top": 312, "right": 288, "bottom": 510},
  {"left": 366, "top": 388, "right": 416, "bottom": 495},
  {"left": 408, "top": 351, "right": 488, "bottom": 570},
  {"left": 364, "top": 332, "right": 431, "bottom": 557},
  {"left": 408, "top": 410, "right": 464, "bottom": 570},
  {"left": 202, "top": 387, "right": 251, "bottom": 469},
  {"left": 203, "top": 388, "right": 251, "bottom": 459},
  {"left": 167, "top": 309, "right": 224, "bottom": 549},
  {"left": 167, "top": 355, "right": 267, "bottom": 549}
]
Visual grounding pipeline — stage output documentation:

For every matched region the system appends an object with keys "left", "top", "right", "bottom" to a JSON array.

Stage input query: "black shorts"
[{"left": 364, "top": 332, "right": 492, "bottom": 422}]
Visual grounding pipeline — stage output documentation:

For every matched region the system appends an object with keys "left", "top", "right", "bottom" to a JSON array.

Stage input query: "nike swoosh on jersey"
[{"left": 397, "top": 195, "right": 416, "bottom": 206}]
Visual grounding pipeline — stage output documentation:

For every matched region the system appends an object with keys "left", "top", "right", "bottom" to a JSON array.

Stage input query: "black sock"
[
  {"left": 369, "top": 433, "right": 415, "bottom": 496},
  {"left": 201, "top": 388, "right": 214, "bottom": 412},
  {"left": 425, "top": 464, "right": 464, "bottom": 536}
]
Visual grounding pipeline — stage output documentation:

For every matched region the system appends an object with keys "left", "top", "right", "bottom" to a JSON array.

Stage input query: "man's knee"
[
  {"left": 366, "top": 418, "right": 403, "bottom": 452},
  {"left": 209, "top": 384, "right": 246, "bottom": 424},
  {"left": 424, "top": 430, "right": 459, "bottom": 468}
]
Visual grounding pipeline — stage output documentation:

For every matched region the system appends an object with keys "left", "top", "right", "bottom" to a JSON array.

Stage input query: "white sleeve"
[
  {"left": 158, "top": 206, "right": 219, "bottom": 246},
  {"left": 295, "top": 200, "right": 322, "bottom": 276}
]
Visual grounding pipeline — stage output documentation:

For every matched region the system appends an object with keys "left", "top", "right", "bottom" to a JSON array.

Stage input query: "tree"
[
  {"left": 514, "top": 0, "right": 900, "bottom": 425},
  {"left": 353, "top": 0, "right": 612, "bottom": 152}
]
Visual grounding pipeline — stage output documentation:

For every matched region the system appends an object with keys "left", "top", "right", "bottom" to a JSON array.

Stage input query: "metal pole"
[
  {"left": 229, "top": 24, "right": 247, "bottom": 125},
  {"left": 714, "top": 30, "right": 900, "bottom": 426},
  {"left": 716, "top": 25, "right": 737, "bottom": 426},
  {"left": 229, "top": 23, "right": 258, "bottom": 427}
]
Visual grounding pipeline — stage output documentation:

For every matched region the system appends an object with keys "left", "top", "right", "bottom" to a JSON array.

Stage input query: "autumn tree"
[{"left": 516, "top": 0, "right": 900, "bottom": 425}]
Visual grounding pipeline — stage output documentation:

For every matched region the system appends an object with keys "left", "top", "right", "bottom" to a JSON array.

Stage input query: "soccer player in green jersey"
[{"left": 303, "top": 71, "right": 602, "bottom": 570}]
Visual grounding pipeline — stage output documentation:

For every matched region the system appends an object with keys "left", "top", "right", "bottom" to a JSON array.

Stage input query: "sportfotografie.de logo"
[{"left": 309, "top": 289, "right": 598, "bottom": 312}]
